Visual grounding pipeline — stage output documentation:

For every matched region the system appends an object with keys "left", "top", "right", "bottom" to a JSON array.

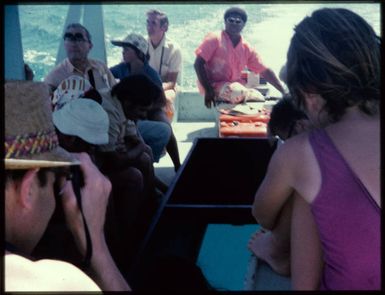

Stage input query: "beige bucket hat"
[
  {"left": 111, "top": 33, "right": 149, "bottom": 55},
  {"left": 4, "top": 81, "right": 79, "bottom": 169}
]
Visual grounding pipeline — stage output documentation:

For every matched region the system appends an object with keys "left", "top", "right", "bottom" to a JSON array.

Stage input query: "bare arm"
[
  {"left": 95, "top": 138, "right": 153, "bottom": 175},
  {"left": 252, "top": 143, "right": 295, "bottom": 230},
  {"left": 260, "top": 68, "right": 285, "bottom": 95},
  {"left": 162, "top": 71, "right": 178, "bottom": 91},
  {"left": 86, "top": 236, "right": 130, "bottom": 291},
  {"left": 194, "top": 55, "right": 215, "bottom": 108},
  {"left": 61, "top": 153, "right": 131, "bottom": 291},
  {"left": 163, "top": 46, "right": 182, "bottom": 91},
  {"left": 291, "top": 194, "right": 323, "bottom": 290}
]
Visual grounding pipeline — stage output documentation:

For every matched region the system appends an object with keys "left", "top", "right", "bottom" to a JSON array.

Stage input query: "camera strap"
[
  {"left": 87, "top": 69, "right": 96, "bottom": 89},
  {"left": 71, "top": 166, "right": 93, "bottom": 269}
]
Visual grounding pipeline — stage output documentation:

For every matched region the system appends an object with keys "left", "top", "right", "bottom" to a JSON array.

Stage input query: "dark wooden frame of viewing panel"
[{"left": 129, "top": 137, "right": 277, "bottom": 290}]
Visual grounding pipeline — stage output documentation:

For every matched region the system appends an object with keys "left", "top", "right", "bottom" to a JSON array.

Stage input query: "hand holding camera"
[{"left": 60, "top": 152, "right": 111, "bottom": 260}]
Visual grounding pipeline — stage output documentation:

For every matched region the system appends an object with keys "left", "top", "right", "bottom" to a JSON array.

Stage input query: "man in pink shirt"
[{"left": 194, "top": 7, "right": 285, "bottom": 108}]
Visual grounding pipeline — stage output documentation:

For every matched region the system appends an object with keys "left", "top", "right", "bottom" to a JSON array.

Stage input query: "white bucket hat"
[
  {"left": 53, "top": 98, "right": 109, "bottom": 145},
  {"left": 111, "top": 33, "right": 148, "bottom": 55}
]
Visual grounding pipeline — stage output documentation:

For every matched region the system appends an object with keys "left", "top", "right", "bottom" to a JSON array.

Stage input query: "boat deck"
[{"left": 155, "top": 121, "right": 217, "bottom": 185}]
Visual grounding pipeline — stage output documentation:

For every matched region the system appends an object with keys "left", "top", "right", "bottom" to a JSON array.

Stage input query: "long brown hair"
[{"left": 286, "top": 8, "right": 380, "bottom": 122}]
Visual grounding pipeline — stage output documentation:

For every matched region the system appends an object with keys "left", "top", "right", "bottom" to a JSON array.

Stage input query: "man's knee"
[
  {"left": 137, "top": 120, "right": 171, "bottom": 162},
  {"left": 144, "top": 121, "right": 171, "bottom": 143},
  {"left": 157, "top": 121, "right": 172, "bottom": 139}
]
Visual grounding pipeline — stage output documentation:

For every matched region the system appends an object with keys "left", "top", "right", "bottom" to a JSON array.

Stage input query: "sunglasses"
[
  {"left": 63, "top": 32, "right": 88, "bottom": 43},
  {"left": 226, "top": 17, "right": 244, "bottom": 24}
]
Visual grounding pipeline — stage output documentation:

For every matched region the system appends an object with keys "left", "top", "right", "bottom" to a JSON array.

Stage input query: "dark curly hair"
[
  {"left": 268, "top": 96, "right": 308, "bottom": 139},
  {"left": 286, "top": 8, "right": 380, "bottom": 122}
]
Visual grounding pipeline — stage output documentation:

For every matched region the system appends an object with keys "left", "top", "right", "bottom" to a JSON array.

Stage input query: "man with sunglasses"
[
  {"left": 146, "top": 9, "right": 182, "bottom": 121},
  {"left": 194, "top": 7, "right": 285, "bottom": 108},
  {"left": 4, "top": 81, "right": 130, "bottom": 291},
  {"left": 45, "top": 23, "right": 172, "bottom": 191},
  {"left": 45, "top": 23, "right": 116, "bottom": 93}
]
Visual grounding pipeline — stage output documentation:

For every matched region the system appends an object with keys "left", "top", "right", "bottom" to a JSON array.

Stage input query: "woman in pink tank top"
[{"left": 249, "top": 8, "right": 380, "bottom": 290}]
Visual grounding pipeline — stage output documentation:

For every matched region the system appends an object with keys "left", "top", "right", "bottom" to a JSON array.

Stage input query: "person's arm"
[
  {"left": 44, "top": 73, "right": 58, "bottom": 95},
  {"left": 109, "top": 63, "right": 121, "bottom": 80},
  {"left": 252, "top": 143, "right": 296, "bottom": 230},
  {"left": 60, "top": 153, "right": 131, "bottom": 291},
  {"left": 260, "top": 68, "right": 286, "bottom": 95},
  {"left": 291, "top": 194, "right": 323, "bottom": 290},
  {"left": 102, "top": 64, "right": 118, "bottom": 88},
  {"left": 123, "top": 135, "right": 151, "bottom": 160},
  {"left": 95, "top": 131, "right": 153, "bottom": 172},
  {"left": 95, "top": 147, "right": 146, "bottom": 173},
  {"left": 162, "top": 47, "right": 182, "bottom": 91},
  {"left": 44, "top": 64, "right": 64, "bottom": 94},
  {"left": 134, "top": 128, "right": 154, "bottom": 161},
  {"left": 162, "top": 72, "right": 178, "bottom": 91},
  {"left": 194, "top": 55, "right": 215, "bottom": 108}
]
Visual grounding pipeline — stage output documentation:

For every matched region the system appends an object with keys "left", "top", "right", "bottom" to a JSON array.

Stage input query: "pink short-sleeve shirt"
[{"left": 195, "top": 30, "right": 267, "bottom": 93}]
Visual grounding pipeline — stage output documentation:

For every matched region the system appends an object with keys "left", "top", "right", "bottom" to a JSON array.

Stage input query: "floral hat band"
[
  {"left": 5, "top": 81, "right": 79, "bottom": 169},
  {"left": 5, "top": 129, "right": 59, "bottom": 159}
]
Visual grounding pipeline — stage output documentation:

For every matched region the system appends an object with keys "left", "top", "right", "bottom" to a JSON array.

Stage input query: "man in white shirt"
[{"left": 146, "top": 9, "right": 182, "bottom": 120}]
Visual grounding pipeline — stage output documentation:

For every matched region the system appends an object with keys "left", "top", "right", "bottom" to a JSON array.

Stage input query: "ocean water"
[{"left": 19, "top": 3, "right": 381, "bottom": 91}]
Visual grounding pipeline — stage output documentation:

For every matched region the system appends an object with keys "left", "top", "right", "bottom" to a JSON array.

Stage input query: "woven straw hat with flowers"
[{"left": 4, "top": 81, "right": 79, "bottom": 169}]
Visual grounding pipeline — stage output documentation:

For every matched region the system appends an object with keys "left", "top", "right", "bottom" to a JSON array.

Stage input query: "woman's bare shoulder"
[
  {"left": 274, "top": 131, "right": 311, "bottom": 162},
  {"left": 273, "top": 130, "right": 321, "bottom": 203}
]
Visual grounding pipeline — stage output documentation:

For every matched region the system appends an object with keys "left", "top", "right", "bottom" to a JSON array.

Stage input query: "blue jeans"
[{"left": 137, "top": 120, "right": 171, "bottom": 162}]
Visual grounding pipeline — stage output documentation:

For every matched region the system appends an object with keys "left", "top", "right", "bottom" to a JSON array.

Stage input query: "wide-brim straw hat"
[
  {"left": 53, "top": 98, "right": 109, "bottom": 145},
  {"left": 111, "top": 33, "right": 148, "bottom": 55},
  {"left": 5, "top": 81, "right": 79, "bottom": 169}
]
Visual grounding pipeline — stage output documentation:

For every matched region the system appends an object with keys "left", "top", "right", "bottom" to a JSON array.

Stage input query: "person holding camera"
[{"left": 4, "top": 81, "right": 130, "bottom": 291}]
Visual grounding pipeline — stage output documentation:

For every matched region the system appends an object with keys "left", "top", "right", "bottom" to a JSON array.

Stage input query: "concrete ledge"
[{"left": 177, "top": 91, "right": 216, "bottom": 122}]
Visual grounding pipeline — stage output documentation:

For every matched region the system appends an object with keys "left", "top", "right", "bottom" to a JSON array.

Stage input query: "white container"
[{"left": 246, "top": 72, "right": 260, "bottom": 88}]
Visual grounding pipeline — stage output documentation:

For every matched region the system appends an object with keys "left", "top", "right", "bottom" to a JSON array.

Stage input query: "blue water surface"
[{"left": 19, "top": 3, "right": 380, "bottom": 91}]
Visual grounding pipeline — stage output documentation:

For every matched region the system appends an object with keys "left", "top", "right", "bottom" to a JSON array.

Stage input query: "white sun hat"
[
  {"left": 52, "top": 75, "right": 92, "bottom": 111},
  {"left": 53, "top": 98, "right": 109, "bottom": 145},
  {"left": 111, "top": 33, "right": 149, "bottom": 55}
]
